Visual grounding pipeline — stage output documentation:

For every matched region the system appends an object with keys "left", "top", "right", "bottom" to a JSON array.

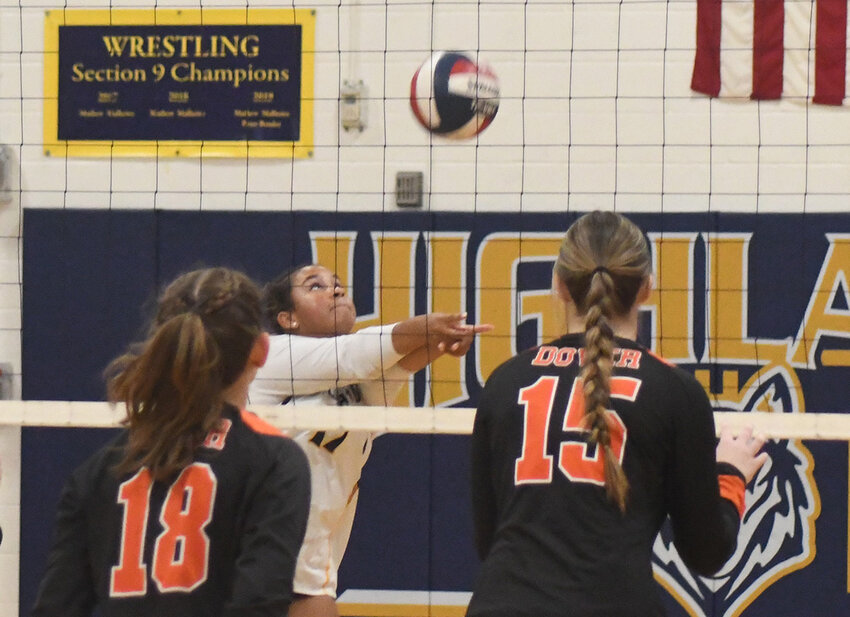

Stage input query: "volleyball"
[{"left": 409, "top": 51, "right": 500, "bottom": 139}]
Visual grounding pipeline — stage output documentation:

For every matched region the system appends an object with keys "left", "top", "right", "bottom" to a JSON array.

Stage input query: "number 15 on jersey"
[{"left": 515, "top": 376, "right": 642, "bottom": 486}]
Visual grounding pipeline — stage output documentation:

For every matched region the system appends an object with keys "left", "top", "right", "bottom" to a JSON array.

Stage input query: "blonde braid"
[
  {"left": 554, "top": 211, "right": 652, "bottom": 512},
  {"left": 580, "top": 270, "right": 629, "bottom": 511}
]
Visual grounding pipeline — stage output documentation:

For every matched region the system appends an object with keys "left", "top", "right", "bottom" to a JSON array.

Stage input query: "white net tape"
[{"left": 1, "top": 401, "right": 848, "bottom": 440}]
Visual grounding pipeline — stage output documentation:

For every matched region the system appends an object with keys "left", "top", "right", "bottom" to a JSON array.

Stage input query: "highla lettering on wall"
[
  {"left": 307, "top": 229, "right": 850, "bottom": 408},
  {"left": 307, "top": 220, "right": 837, "bottom": 616}
]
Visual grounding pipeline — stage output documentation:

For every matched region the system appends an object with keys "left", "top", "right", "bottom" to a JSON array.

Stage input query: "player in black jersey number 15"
[
  {"left": 468, "top": 211, "right": 768, "bottom": 617},
  {"left": 32, "top": 267, "right": 311, "bottom": 617}
]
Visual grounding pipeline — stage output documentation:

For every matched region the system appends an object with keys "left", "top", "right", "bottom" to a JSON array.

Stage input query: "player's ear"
[
  {"left": 276, "top": 311, "right": 298, "bottom": 332},
  {"left": 250, "top": 333, "right": 270, "bottom": 368},
  {"left": 636, "top": 275, "right": 654, "bottom": 304}
]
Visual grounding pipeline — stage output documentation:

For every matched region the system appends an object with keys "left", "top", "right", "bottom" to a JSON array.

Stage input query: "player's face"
[{"left": 289, "top": 265, "right": 357, "bottom": 336}]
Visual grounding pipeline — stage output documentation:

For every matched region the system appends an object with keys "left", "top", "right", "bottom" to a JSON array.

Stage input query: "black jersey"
[
  {"left": 31, "top": 405, "right": 311, "bottom": 617},
  {"left": 468, "top": 334, "right": 746, "bottom": 617}
]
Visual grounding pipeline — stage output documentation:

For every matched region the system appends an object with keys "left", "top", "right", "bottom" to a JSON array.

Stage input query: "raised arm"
[
  {"left": 250, "top": 314, "right": 491, "bottom": 403},
  {"left": 250, "top": 325, "right": 402, "bottom": 402}
]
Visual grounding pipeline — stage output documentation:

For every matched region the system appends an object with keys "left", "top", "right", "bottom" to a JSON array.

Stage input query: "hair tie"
[{"left": 591, "top": 266, "right": 611, "bottom": 277}]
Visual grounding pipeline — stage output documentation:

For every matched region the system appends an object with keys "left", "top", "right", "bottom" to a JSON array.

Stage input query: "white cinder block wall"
[{"left": 2, "top": 0, "right": 849, "bottom": 398}]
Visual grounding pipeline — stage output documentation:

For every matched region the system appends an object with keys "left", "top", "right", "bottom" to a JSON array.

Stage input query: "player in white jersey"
[{"left": 249, "top": 264, "right": 491, "bottom": 617}]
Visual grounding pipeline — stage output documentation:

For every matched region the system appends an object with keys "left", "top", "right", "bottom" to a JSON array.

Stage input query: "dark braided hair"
[
  {"left": 554, "top": 211, "right": 651, "bottom": 511},
  {"left": 106, "top": 267, "right": 263, "bottom": 481}
]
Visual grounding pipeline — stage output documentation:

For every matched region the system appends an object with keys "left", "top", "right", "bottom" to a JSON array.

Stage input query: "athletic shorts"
[{"left": 292, "top": 429, "right": 373, "bottom": 597}]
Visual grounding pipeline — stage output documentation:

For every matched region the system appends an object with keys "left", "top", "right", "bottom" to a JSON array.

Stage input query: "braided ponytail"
[
  {"left": 581, "top": 270, "right": 628, "bottom": 510},
  {"left": 554, "top": 211, "right": 651, "bottom": 512}
]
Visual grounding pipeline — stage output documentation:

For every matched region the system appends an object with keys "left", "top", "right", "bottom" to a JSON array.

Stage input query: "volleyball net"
[{"left": 3, "top": 401, "right": 850, "bottom": 440}]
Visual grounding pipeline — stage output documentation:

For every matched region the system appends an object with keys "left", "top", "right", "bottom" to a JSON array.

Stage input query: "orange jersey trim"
[
  {"left": 646, "top": 348, "right": 676, "bottom": 367},
  {"left": 240, "top": 409, "right": 285, "bottom": 437},
  {"left": 718, "top": 474, "right": 746, "bottom": 518}
]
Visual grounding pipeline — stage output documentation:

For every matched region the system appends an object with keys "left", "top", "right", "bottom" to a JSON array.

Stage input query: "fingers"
[
  {"left": 716, "top": 423, "right": 770, "bottom": 484},
  {"left": 720, "top": 424, "right": 767, "bottom": 454},
  {"left": 427, "top": 313, "right": 493, "bottom": 357}
]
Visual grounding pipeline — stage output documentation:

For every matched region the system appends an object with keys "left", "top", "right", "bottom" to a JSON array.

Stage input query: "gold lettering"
[
  {"left": 71, "top": 64, "right": 145, "bottom": 83},
  {"left": 704, "top": 233, "right": 787, "bottom": 367},
  {"left": 171, "top": 62, "right": 189, "bottom": 82},
  {"left": 644, "top": 233, "right": 697, "bottom": 362},
  {"left": 178, "top": 35, "right": 191, "bottom": 57},
  {"left": 425, "top": 232, "right": 470, "bottom": 406},
  {"left": 71, "top": 63, "right": 85, "bottom": 82},
  {"left": 101, "top": 34, "right": 262, "bottom": 59},
  {"left": 145, "top": 35, "right": 161, "bottom": 57},
  {"left": 242, "top": 35, "right": 259, "bottom": 57},
  {"left": 217, "top": 35, "right": 239, "bottom": 57},
  {"left": 161, "top": 36, "right": 175, "bottom": 57},
  {"left": 128, "top": 36, "right": 145, "bottom": 58},
  {"left": 476, "top": 233, "right": 562, "bottom": 382},
  {"left": 101, "top": 36, "right": 129, "bottom": 57},
  {"left": 791, "top": 234, "right": 850, "bottom": 367}
]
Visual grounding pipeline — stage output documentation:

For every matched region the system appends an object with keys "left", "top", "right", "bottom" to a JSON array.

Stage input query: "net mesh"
[{"left": 3, "top": 401, "right": 850, "bottom": 441}]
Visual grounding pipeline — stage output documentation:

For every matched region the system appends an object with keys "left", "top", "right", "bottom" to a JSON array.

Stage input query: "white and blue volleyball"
[{"left": 410, "top": 51, "right": 499, "bottom": 139}]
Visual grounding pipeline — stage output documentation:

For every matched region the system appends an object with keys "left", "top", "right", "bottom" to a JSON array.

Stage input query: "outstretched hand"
[
  {"left": 428, "top": 312, "right": 494, "bottom": 357},
  {"left": 715, "top": 425, "right": 769, "bottom": 484}
]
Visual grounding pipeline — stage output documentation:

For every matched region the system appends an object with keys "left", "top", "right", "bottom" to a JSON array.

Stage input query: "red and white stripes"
[{"left": 691, "top": 0, "right": 849, "bottom": 105}]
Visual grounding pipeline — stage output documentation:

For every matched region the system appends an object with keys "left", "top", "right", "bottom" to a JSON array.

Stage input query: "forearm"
[
  {"left": 396, "top": 341, "right": 444, "bottom": 372},
  {"left": 390, "top": 315, "right": 433, "bottom": 356}
]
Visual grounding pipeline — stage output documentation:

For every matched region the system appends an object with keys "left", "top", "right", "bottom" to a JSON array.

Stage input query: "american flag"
[{"left": 691, "top": 0, "right": 847, "bottom": 105}]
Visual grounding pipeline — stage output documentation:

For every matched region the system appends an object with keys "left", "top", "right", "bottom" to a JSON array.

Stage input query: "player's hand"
[
  {"left": 427, "top": 312, "right": 493, "bottom": 357},
  {"left": 715, "top": 425, "right": 768, "bottom": 484}
]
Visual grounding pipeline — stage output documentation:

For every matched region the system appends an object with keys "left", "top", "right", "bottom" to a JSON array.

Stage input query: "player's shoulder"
[
  {"left": 215, "top": 406, "right": 296, "bottom": 454},
  {"left": 65, "top": 431, "right": 129, "bottom": 496},
  {"left": 238, "top": 408, "right": 286, "bottom": 437},
  {"left": 636, "top": 346, "right": 707, "bottom": 402},
  {"left": 208, "top": 408, "right": 306, "bottom": 476},
  {"left": 483, "top": 348, "right": 533, "bottom": 387},
  {"left": 480, "top": 338, "right": 574, "bottom": 397}
]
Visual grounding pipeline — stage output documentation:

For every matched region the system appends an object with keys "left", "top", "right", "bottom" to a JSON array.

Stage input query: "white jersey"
[{"left": 248, "top": 324, "right": 409, "bottom": 597}]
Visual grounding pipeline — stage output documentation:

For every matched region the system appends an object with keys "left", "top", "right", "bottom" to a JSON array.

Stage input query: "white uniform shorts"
[{"left": 292, "top": 429, "right": 373, "bottom": 597}]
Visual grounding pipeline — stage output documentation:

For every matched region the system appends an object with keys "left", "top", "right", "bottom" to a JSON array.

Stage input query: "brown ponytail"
[
  {"left": 554, "top": 211, "right": 651, "bottom": 511},
  {"left": 106, "top": 267, "right": 263, "bottom": 481}
]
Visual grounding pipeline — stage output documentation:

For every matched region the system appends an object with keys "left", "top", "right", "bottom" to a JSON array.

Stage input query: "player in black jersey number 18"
[{"left": 32, "top": 267, "right": 311, "bottom": 617}]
